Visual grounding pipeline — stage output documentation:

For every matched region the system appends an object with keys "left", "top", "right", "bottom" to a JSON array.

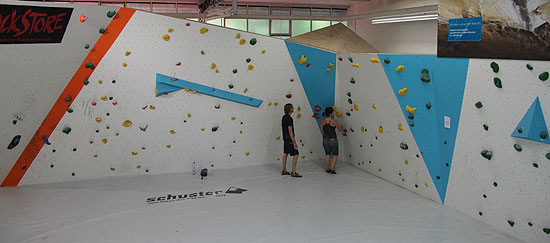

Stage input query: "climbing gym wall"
[
  {"left": 446, "top": 59, "right": 550, "bottom": 243},
  {"left": 0, "top": 1, "right": 120, "bottom": 186},
  {"left": 5, "top": 6, "right": 327, "bottom": 186}
]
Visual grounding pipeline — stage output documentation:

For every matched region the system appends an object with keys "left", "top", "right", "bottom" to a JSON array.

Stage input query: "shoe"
[
  {"left": 282, "top": 171, "right": 290, "bottom": 175},
  {"left": 330, "top": 170, "right": 336, "bottom": 174},
  {"left": 326, "top": 169, "right": 331, "bottom": 173},
  {"left": 291, "top": 172, "right": 302, "bottom": 177}
]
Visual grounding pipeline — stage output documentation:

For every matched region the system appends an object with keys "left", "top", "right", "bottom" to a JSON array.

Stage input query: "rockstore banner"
[
  {"left": 0, "top": 4, "right": 73, "bottom": 44},
  {"left": 438, "top": 0, "right": 550, "bottom": 61}
]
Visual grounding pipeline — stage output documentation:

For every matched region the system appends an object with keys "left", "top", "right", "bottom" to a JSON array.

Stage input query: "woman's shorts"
[{"left": 322, "top": 138, "right": 338, "bottom": 155}]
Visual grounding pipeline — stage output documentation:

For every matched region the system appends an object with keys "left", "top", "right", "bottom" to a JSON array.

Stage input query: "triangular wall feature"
[
  {"left": 511, "top": 97, "right": 550, "bottom": 144},
  {"left": 378, "top": 54, "right": 469, "bottom": 203}
]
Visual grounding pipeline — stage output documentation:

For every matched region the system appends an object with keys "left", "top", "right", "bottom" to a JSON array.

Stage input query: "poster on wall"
[
  {"left": 438, "top": 0, "right": 550, "bottom": 61},
  {"left": 0, "top": 4, "right": 73, "bottom": 44}
]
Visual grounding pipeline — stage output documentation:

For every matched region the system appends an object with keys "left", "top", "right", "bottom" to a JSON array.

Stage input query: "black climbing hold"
[
  {"left": 211, "top": 126, "right": 219, "bottom": 132},
  {"left": 420, "top": 69, "right": 430, "bottom": 82},
  {"left": 246, "top": 58, "right": 251, "bottom": 63},
  {"left": 84, "top": 44, "right": 90, "bottom": 49},
  {"left": 409, "top": 122, "right": 414, "bottom": 127},
  {"left": 233, "top": 69, "right": 237, "bottom": 74},
  {"left": 228, "top": 84, "right": 234, "bottom": 89},
  {"left": 475, "top": 102, "right": 483, "bottom": 109},
  {"left": 526, "top": 64, "right": 533, "bottom": 70},
  {"left": 517, "top": 127, "right": 523, "bottom": 134},
  {"left": 493, "top": 182, "right": 498, "bottom": 187},
  {"left": 72, "top": 173, "right": 75, "bottom": 176},
  {"left": 348, "top": 99, "right": 353, "bottom": 104},
  {"left": 62, "top": 127, "right": 72, "bottom": 134},
  {"left": 7, "top": 135, "right": 21, "bottom": 149},
  {"left": 21, "top": 166, "right": 26, "bottom": 170},
  {"left": 350, "top": 77, "right": 356, "bottom": 84},
  {"left": 436, "top": 176, "right": 440, "bottom": 180},
  {"left": 425, "top": 102, "right": 431, "bottom": 110},
  {"left": 539, "top": 72, "right": 549, "bottom": 81},
  {"left": 350, "top": 128, "right": 354, "bottom": 132},
  {"left": 384, "top": 58, "right": 390, "bottom": 64},
  {"left": 99, "top": 28, "right": 106, "bottom": 34},
  {"left": 546, "top": 153, "right": 550, "bottom": 160},
  {"left": 106, "top": 113, "right": 110, "bottom": 116},
  {"left": 533, "top": 163, "right": 538, "bottom": 168},
  {"left": 67, "top": 108, "right": 73, "bottom": 113},
  {"left": 52, "top": 149, "right": 56, "bottom": 153},
  {"left": 543, "top": 228, "right": 550, "bottom": 234},
  {"left": 479, "top": 212, "right": 483, "bottom": 216},
  {"left": 112, "top": 80, "right": 116, "bottom": 84},
  {"left": 345, "top": 112, "right": 351, "bottom": 116},
  {"left": 50, "top": 164, "right": 54, "bottom": 168},
  {"left": 481, "top": 150, "right": 492, "bottom": 160},
  {"left": 65, "top": 97, "right": 72, "bottom": 102},
  {"left": 106, "top": 11, "right": 116, "bottom": 18},
  {"left": 490, "top": 62, "right": 499, "bottom": 73},
  {"left": 540, "top": 131, "right": 548, "bottom": 139},
  {"left": 346, "top": 92, "right": 351, "bottom": 97},
  {"left": 483, "top": 124, "right": 489, "bottom": 131},
  {"left": 12, "top": 120, "right": 17, "bottom": 125},
  {"left": 400, "top": 143, "right": 408, "bottom": 150},
  {"left": 528, "top": 222, "right": 533, "bottom": 226},
  {"left": 508, "top": 220, "right": 514, "bottom": 227},
  {"left": 215, "top": 104, "right": 220, "bottom": 109},
  {"left": 348, "top": 57, "right": 353, "bottom": 63},
  {"left": 73, "top": 148, "right": 77, "bottom": 151},
  {"left": 493, "top": 77, "right": 502, "bottom": 88},
  {"left": 408, "top": 114, "right": 414, "bottom": 120},
  {"left": 513, "top": 144, "right": 522, "bottom": 152},
  {"left": 84, "top": 80, "right": 89, "bottom": 85},
  {"left": 85, "top": 62, "right": 95, "bottom": 70},
  {"left": 445, "top": 163, "right": 449, "bottom": 167},
  {"left": 415, "top": 184, "right": 418, "bottom": 188},
  {"left": 249, "top": 38, "right": 257, "bottom": 45},
  {"left": 483, "top": 194, "right": 487, "bottom": 198},
  {"left": 109, "top": 97, "right": 113, "bottom": 100},
  {"left": 201, "top": 168, "right": 208, "bottom": 179}
]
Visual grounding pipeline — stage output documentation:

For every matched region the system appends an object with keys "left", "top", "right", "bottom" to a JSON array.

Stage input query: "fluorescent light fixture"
[{"left": 372, "top": 14, "right": 438, "bottom": 24}]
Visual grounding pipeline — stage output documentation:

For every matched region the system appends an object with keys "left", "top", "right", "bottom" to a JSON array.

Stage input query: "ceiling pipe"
[{"left": 232, "top": 0, "right": 237, "bottom": 16}]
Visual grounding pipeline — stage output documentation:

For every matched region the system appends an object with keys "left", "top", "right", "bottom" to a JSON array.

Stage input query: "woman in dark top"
[{"left": 320, "top": 107, "right": 343, "bottom": 174}]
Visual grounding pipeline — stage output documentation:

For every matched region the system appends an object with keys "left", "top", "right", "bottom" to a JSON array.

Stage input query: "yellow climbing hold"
[
  {"left": 184, "top": 88, "right": 190, "bottom": 92},
  {"left": 192, "top": 90, "right": 197, "bottom": 94},
  {"left": 137, "top": 165, "right": 141, "bottom": 169},
  {"left": 102, "top": 139, "right": 108, "bottom": 144},
  {"left": 187, "top": 113, "right": 191, "bottom": 118},
  {"left": 372, "top": 104, "right": 377, "bottom": 109},
  {"left": 215, "top": 69, "right": 219, "bottom": 73},
  {"left": 111, "top": 168, "right": 115, "bottom": 171},
  {"left": 425, "top": 183, "right": 429, "bottom": 187},
  {"left": 405, "top": 105, "right": 416, "bottom": 114},
  {"left": 361, "top": 127, "right": 365, "bottom": 133},
  {"left": 301, "top": 155, "right": 306, "bottom": 159},
  {"left": 276, "top": 136, "right": 280, "bottom": 140},
  {"left": 124, "top": 51, "right": 131, "bottom": 56},
  {"left": 211, "top": 63, "right": 216, "bottom": 69},
  {"left": 297, "top": 106, "right": 301, "bottom": 111},
  {"left": 276, "top": 158, "right": 280, "bottom": 161},
  {"left": 131, "top": 152, "right": 138, "bottom": 156},
  {"left": 98, "top": 80, "right": 103, "bottom": 84},
  {"left": 332, "top": 105, "right": 338, "bottom": 110},
  {"left": 402, "top": 178, "right": 405, "bottom": 182},
  {"left": 243, "top": 88, "right": 248, "bottom": 93},
  {"left": 262, "top": 50, "right": 266, "bottom": 54},
  {"left": 101, "top": 96, "right": 107, "bottom": 101},
  {"left": 166, "top": 145, "right": 171, "bottom": 148},
  {"left": 155, "top": 88, "right": 158, "bottom": 94},
  {"left": 396, "top": 65, "right": 404, "bottom": 72},
  {"left": 298, "top": 55, "right": 307, "bottom": 64},
  {"left": 200, "top": 28, "right": 208, "bottom": 34},
  {"left": 248, "top": 64, "right": 254, "bottom": 70},
  {"left": 167, "top": 28, "right": 173, "bottom": 33},
  {"left": 236, "top": 33, "right": 241, "bottom": 38},
  {"left": 329, "top": 63, "right": 334, "bottom": 67},
  {"left": 398, "top": 87, "right": 408, "bottom": 96},
  {"left": 405, "top": 160, "right": 409, "bottom": 165},
  {"left": 240, "top": 130, "right": 243, "bottom": 134},
  {"left": 93, "top": 154, "right": 98, "bottom": 158},
  {"left": 149, "top": 105, "right": 156, "bottom": 110},
  {"left": 122, "top": 63, "right": 127, "bottom": 67},
  {"left": 369, "top": 58, "right": 380, "bottom": 63},
  {"left": 352, "top": 63, "right": 359, "bottom": 68},
  {"left": 201, "top": 128, "right": 205, "bottom": 131},
  {"left": 336, "top": 111, "right": 342, "bottom": 117},
  {"left": 239, "top": 39, "right": 246, "bottom": 45},
  {"left": 354, "top": 104, "right": 359, "bottom": 111},
  {"left": 162, "top": 34, "right": 170, "bottom": 41},
  {"left": 379, "top": 126, "right": 383, "bottom": 133},
  {"left": 169, "top": 130, "right": 176, "bottom": 134},
  {"left": 398, "top": 124, "right": 404, "bottom": 131},
  {"left": 122, "top": 120, "right": 133, "bottom": 127},
  {"left": 95, "top": 117, "right": 102, "bottom": 123},
  {"left": 361, "top": 161, "right": 365, "bottom": 165},
  {"left": 231, "top": 117, "right": 236, "bottom": 120},
  {"left": 268, "top": 102, "right": 272, "bottom": 106},
  {"left": 296, "top": 113, "right": 302, "bottom": 118},
  {"left": 327, "top": 68, "right": 332, "bottom": 72},
  {"left": 378, "top": 169, "right": 382, "bottom": 172},
  {"left": 274, "top": 102, "right": 278, "bottom": 106},
  {"left": 245, "top": 152, "right": 250, "bottom": 156}
]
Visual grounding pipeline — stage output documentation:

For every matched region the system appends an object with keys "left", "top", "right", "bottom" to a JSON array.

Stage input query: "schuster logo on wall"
[{"left": 0, "top": 4, "right": 73, "bottom": 44}]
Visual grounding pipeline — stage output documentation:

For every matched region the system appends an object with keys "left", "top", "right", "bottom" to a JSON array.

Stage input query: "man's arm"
[{"left": 288, "top": 126, "right": 297, "bottom": 148}]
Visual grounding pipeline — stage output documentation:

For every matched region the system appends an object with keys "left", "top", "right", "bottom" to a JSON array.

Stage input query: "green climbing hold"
[
  {"left": 420, "top": 69, "right": 430, "bottom": 82},
  {"left": 348, "top": 57, "right": 353, "bottom": 63},
  {"left": 513, "top": 144, "right": 522, "bottom": 152},
  {"left": 475, "top": 102, "right": 483, "bottom": 109},
  {"left": 62, "top": 127, "right": 72, "bottom": 134},
  {"left": 425, "top": 102, "right": 431, "bottom": 110},
  {"left": 490, "top": 62, "right": 499, "bottom": 73},
  {"left": 508, "top": 220, "right": 515, "bottom": 227},
  {"left": 349, "top": 128, "right": 354, "bottom": 132},
  {"left": 481, "top": 150, "right": 492, "bottom": 160},
  {"left": 384, "top": 58, "right": 390, "bottom": 64},
  {"left": 228, "top": 84, "right": 234, "bottom": 89},
  {"left": 348, "top": 99, "right": 353, "bottom": 104},
  {"left": 350, "top": 77, "right": 356, "bottom": 84},
  {"left": 107, "top": 11, "right": 116, "bottom": 18},
  {"left": 346, "top": 92, "right": 351, "bottom": 97},
  {"left": 85, "top": 62, "right": 95, "bottom": 70},
  {"left": 84, "top": 44, "right": 90, "bottom": 49},
  {"left": 541, "top": 131, "right": 548, "bottom": 139},
  {"left": 483, "top": 124, "right": 489, "bottom": 131},
  {"left": 211, "top": 126, "right": 219, "bottom": 132},
  {"left": 400, "top": 143, "right": 408, "bottom": 150},
  {"left": 246, "top": 58, "right": 251, "bottom": 63},
  {"left": 517, "top": 127, "right": 523, "bottom": 134},
  {"left": 345, "top": 112, "right": 351, "bottom": 116},
  {"left": 99, "top": 28, "right": 106, "bottom": 34},
  {"left": 84, "top": 80, "right": 89, "bottom": 85},
  {"left": 67, "top": 108, "right": 73, "bottom": 113},
  {"left": 65, "top": 97, "right": 72, "bottom": 102},
  {"left": 249, "top": 38, "right": 257, "bottom": 45},
  {"left": 526, "top": 64, "right": 533, "bottom": 70},
  {"left": 493, "top": 77, "right": 502, "bottom": 88},
  {"left": 232, "top": 69, "right": 237, "bottom": 74},
  {"left": 408, "top": 114, "right": 414, "bottom": 120},
  {"left": 543, "top": 228, "right": 550, "bottom": 234},
  {"left": 546, "top": 153, "right": 550, "bottom": 160},
  {"left": 539, "top": 72, "right": 549, "bottom": 81}
]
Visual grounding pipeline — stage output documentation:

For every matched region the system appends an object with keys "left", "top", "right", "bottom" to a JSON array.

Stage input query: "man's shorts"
[
  {"left": 284, "top": 140, "right": 299, "bottom": 156},
  {"left": 322, "top": 138, "right": 338, "bottom": 156}
]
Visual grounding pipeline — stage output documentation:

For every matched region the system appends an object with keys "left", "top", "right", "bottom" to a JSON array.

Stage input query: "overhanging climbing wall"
[
  {"left": 446, "top": 59, "right": 550, "bottom": 243},
  {"left": 335, "top": 54, "right": 441, "bottom": 203}
]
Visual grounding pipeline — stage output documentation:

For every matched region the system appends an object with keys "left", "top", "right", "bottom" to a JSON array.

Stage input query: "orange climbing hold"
[
  {"left": 169, "top": 130, "right": 176, "bottom": 134},
  {"left": 162, "top": 35, "right": 170, "bottom": 41},
  {"left": 122, "top": 120, "right": 133, "bottom": 127}
]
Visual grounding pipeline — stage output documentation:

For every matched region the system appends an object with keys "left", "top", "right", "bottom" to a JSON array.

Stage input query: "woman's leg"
[
  {"left": 331, "top": 155, "right": 338, "bottom": 170},
  {"left": 325, "top": 155, "right": 331, "bottom": 171}
]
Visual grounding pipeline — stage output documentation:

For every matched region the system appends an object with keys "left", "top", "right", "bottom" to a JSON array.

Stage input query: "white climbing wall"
[
  {"left": 335, "top": 54, "right": 441, "bottom": 203},
  {"left": 0, "top": 1, "right": 119, "bottom": 184},
  {"left": 446, "top": 59, "right": 550, "bottom": 243},
  {"left": 19, "top": 9, "right": 325, "bottom": 185}
]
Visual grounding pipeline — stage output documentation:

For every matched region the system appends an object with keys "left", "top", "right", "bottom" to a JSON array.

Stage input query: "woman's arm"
[{"left": 320, "top": 118, "right": 324, "bottom": 132}]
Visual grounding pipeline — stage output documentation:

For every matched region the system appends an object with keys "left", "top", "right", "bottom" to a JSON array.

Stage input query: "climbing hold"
[
  {"left": 67, "top": 108, "right": 73, "bottom": 113},
  {"left": 228, "top": 84, "right": 234, "bottom": 89},
  {"left": 79, "top": 14, "right": 87, "bottom": 22},
  {"left": 540, "top": 72, "right": 549, "bottom": 81},
  {"left": 336, "top": 111, "right": 342, "bottom": 117},
  {"left": 329, "top": 63, "right": 334, "bottom": 67},
  {"left": 245, "top": 58, "right": 251, "bottom": 63},
  {"left": 379, "top": 126, "right": 383, "bottom": 133},
  {"left": 200, "top": 50, "right": 205, "bottom": 55},
  {"left": 352, "top": 63, "right": 360, "bottom": 68},
  {"left": 354, "top": 104, "right": 359, "bottom": 111},
  {"left": 426, "top": 102, "right": 431, "bottom": 110},
  {"left": 508, "top": 220, "right": 515, "bottom": 227},
  {"left": 372, "top": 104, "right": 377, "bottom": 109},
  {"left": 398, "top": 87, "right": 408, "bottom": 96},
  {"left": 167, "top": 28, "right": 173, "bottom": 33},
  {"left": 490, "top": 62, "right": 499, "bottom": 73},
  {"left": 111, "top": 80, "right": 116, "bottom": 84},
  {"left": 350, "top": 77, "right": 356, "bottom": 84},
  {"left": 214, "top": 104, "right": 220, "bottom": 109},
  {"left": 408, "top": 114, "right": 414, "bottom": 120},
  {"left": 169, "top": 130, "right": 176, "bottom": 134},
  {"left": 493, "top": 77, "right": 502, "bottom": 88},
  {"left": 400, "top": 143, "right": 408, "bottom": 150},
  {"left": 396, "top": 65, "right": 404, "bottom": 72},
  {"left": 249, "top": 38, "right": 257, "bottom": 45},
  {"left": 348, "top": 98, "right": 353, "bottom": 104},
  {"left": 384, "top": 58, "right": 390, "bottom": 64},
  {"left": 231, "top": 117, "right": 236, "bottom": 121},
  {"left": 112, "top": 101, "right": 117, "bottom": 105},
  {"left": 99, "top": 28, "right": 106, "bottom": 34},
  {"left": 361, "top": 127, "right": 365, "bottom": 132},
  {"left": 346, "top": 92, "right": 351, "bottom": 97},
  {"left": 125, "top": 51, "right": 131, "bottom": 56},
  {"left": 106, "top": 11, "right": 116, "bottom": 18},
  {"left": 297, "top": 106, "right": 302, "bottom": 111},
  {"left": 7, "top": 135, "right": 21, "bottom": 149},
  {"left": 232, "top": 69, "right": 238, "bottom": 74},
  {"left": 541, "top": 131, "right": 548, "bottom": 139},
  {"left": 166, "top": 145, "right": 171, "bottom": 148},
  {"left": 139, "top": 125, "right": 148, "bottom": 132},
  {"left": 110, "top": 168, "right": 115, "bottom": 171},
  {"left": 122, "top": 63, "right": 127, "bottom": 67},
  {"left": 235, "top": 33, "right": 241, "bottom": 38},
  {"left": 526, "top": 64, "right": 533, "bottom": 70},
  {"left": 274, "top": 102, "right": 278, "bottom": 106},
  {"left": 483, "top": 124, "right": 489, "bottom": 131},
  {"left": 200, "top": 28, "right": 208, "bottom": 34},
  {"left": 332, "top": 105, "right": 337, "bottom": 111},
  {"left": 211, "top": 63, "right": 216, "bottom": 69},
  {"left": 517, "top": 127, "right": 523, "bottom": 134},
  {"left": 85, "top": 62, "right": 95, "bottom": 70},
  {"left": 248, "top": 64, "right": 254, "bottom": 70},
  {"left": 149, "top": 105, "right": 155, "bottom": 110},
  {"left": 406, "top": 105, "right": 416, "bottom": 114},
  {"left": 95, "top": 117, "right": 102, "bottom": 123},
  {"left": 513, "top": 144, "right": 522, "bottom": 152},
  {"left": 243, "top": 88, "right": 248, "bottom": 93},
  {"left": 398, "top": 124, "right": 404, "bottom": 131},
  {"left": 481, "top": 150, "right": 493, "bottom": 160},
  {"left": 187, "top": 113, "right": 191, "bottom": 118},
  {"left": 345, "top": 112, "right": 351, "bottom": 116},
  {"left": 212, "top": 126, "right": 219, "bottom": 132},
  {"left": 132, "top": 152, "right": 138, "bottom": 156},
  {"left": 239, "top": 39, "right": 246, "bottom": 45},
  {"left": 84, "top": 80, "right": 89, "bottom": 85},
  {"left": 101, "top": 96, "right": 107, "bottom": 101},
  {"left": 420, "top": 69, "right": 430, "bottom": 82},
  {"left": 245, "top": 152, "right": 250, "bottom": 156},
  {"left": 475, "top": 102, "right": 483, "bottom": 109},
  {"left": 91, "top": 102, "right": 97, "bottom": 106},
  {"left": 296, "top": 113, "right": 302, "bottom": 118},
  {"left": 298, "top": 55, "right": 307, "bottom": 64},
  {"left": 409, "top": 122, "right": 415, "bottom": 127},
  {"left": 122, "top": 120, "right": 133, "bottom": 127},
  {"left": 62, "top": 127, "right": 71, "bottom": 134},
  {"left": 65, "top": 97, "right": 72, "bottom": 102},
  {"left": 327, "top": 68, "right": 332, "bottom": 72},
  {"left": 348, "top": 57, "right": 353, "bottom": 63},
  {"left": 369, "top": 58, "right": 380, "bottom": 63},
  {"left": 543, "top": 228, "right": 550, "bottom": 234},
  {"left": 84, "top": 44, "right": 90, "bottom": 49}
]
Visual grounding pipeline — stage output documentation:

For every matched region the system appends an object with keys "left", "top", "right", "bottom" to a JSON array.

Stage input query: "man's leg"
[
  {"left": 292, "top": 154, "right": 298, "bottom": 174},
  {"left": 282, "top": 153, "right": 289, "bottom": 172}
]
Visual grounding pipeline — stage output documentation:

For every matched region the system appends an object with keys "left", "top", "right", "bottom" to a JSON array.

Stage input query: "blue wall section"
[
  {"left": 378, "top": 54, "right": 469, "bottom": 203},
  {"left": 511, "top": 97, "right": 550, "bottom": 144},
  {"left": 285, "top": 41, "right": 336, "bottom": 128}
]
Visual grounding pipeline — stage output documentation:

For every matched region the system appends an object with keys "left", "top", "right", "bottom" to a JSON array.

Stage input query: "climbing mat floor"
[{"left": 0, "top": 161, "right": 524, "bottom": 243}]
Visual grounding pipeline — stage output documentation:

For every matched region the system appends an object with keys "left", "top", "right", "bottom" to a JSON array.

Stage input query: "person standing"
[
  {"left": 282, "top": 103, "right": 301, "bottom": 177},
  {"left": 320, "top": 107, "right": 343, "bottom": 174}
]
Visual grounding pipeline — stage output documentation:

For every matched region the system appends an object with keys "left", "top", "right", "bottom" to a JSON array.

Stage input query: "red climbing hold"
[
  {"left": 201, "top": 50, "right": 205, "bottom": 55},
  {"left": 314, "top": 105, "right": 321, "bottom": 112},
  {"left": 286, "top": 94, "right": 292, "bottom": 99},
  {"left": 175, "top": 62, "right": 181, "bottom": 66},
  {"left": 112, "top": 102, "right": 117, "bottom": 105},
  {"left": 142, "top": 105, "right": 148, "bottom": 109},
  {"left": 170, "top": 78, "right": 178, "bottom": 81},
  {"left": 140, "top": 125, "right": 148, "bottom": 131},
  {"left": 164, "top": 92, "right": 168, "bottom": 95},
  {"left": 79, "top": 15, "right": 87, "bottom": 23},
  {"left": 306, "top": 64, "right": 311, "bottom": 67},
  {"left": 338, "top": 57, "right": 343, "bottom": 61},
  {"left": 312, "top": 113, "right": 321, "bottom": 119},
  {"left": 91, "top": 102, "right": 97, "bottom": 106},
  {"left": 290, "top": 78, "right": 294, "bottom": 82},
  {"left": 186, "top": 23, "right": 190, "bottom": 26}
]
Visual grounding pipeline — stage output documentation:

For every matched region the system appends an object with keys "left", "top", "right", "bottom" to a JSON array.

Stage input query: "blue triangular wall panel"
[
  {"left": 378, "top": 54, "right": 469, "bottom": 203},
  {"left": 511, "top": 97, "right": 550, "bottom": 144}
]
